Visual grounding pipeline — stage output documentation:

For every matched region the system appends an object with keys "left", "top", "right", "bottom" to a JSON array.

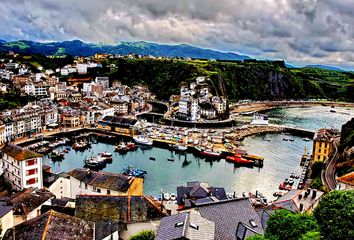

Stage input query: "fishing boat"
[
  {"left": 133, "top": 136, "right": 153, "bottom": 146},
  {"left": 250, "top": 114, "right": 269, "bottom": 125},
  {"left": 84, "top": 156, "right": 105, "bottom": 168},
  {"left": 170, "top": 144, "right": 188, "bottom": 152},
  {"left": 279, "top": 183, "right": 292, "bottom": 191},
  {"left": 199, "top": 149, "right": 222, "bottom": 158},
  {"left": 115, "top": 142, "right": 129, "bottom": 152},
  {"left": 72, "top": 141, "right": 91, "bottom": 151},
  {"left": 99, "top": 152, "right": 113, "bottom": 163},
  {"left": 226, "top": 155, "right": 254, "bottom": 165},
  {"left": 48, "top": 151, "right": 65, "bottom": 161},
  {"left": 126, "top": 142, "right": 137, "bottom": 150},
  {"left": 242, "top": 154, "right": 264, "bottom": 161},
  {"left": 121, "top": 166, "right": 147, "bottom": 178}
]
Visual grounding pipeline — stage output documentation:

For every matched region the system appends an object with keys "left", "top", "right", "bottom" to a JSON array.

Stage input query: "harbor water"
[{"left": 44, "top": 106, "right": 353, "bottom": 200}]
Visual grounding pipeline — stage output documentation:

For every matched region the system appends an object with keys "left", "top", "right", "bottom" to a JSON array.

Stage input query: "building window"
[
  {"left": 26, "top": 169, "right": 37, "bottom": 176},
  {"left": 26, "top": 178, "right": 37, "bottom": 185},
  {"left": 85, "top": 183, "right": 88, "bottom": 189},
  {"left": 107, "top": 190, "right": 111, "bottom": 195},
  {"left": 96, "top": 188, "right": 101, "bottom": 193},
  {"left": 26, "top": 159, "right": 37, "bottom": 166}
]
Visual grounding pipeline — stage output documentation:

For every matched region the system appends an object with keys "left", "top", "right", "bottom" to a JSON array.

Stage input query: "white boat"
[
  {"left": 163, "top": 193, "right": 170, "bottom": 200},
  {"left": 170, "top": 193, "right": 177, "bottom": 201},
  {"left": 133, "top": 136, "right": 153, "bottom": 146},
  {"left": 251, "top": 114, "right": 269, "bottom": 125},
  {"left": 303, "top": 137, "right": 310, "bottom": 142},
  {"left": 170, "top": 144, "right": 188, "bottom": 151}
]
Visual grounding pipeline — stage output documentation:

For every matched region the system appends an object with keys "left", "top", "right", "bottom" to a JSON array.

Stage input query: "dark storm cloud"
[{"left": 0, "top": 0, "right": 354, "bottom": 68}]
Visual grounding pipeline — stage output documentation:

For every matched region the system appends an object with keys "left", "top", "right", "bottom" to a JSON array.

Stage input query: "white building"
[
  {"left": 95, "top": 76, "right": 109, "bottom": 90},
  {"left": 178, "top": 97, "right": 200, "bottom": 121},
  {"left": 48, "top": 175, "right": 71, "bottom": 199},
  {"left": 77, "top": 63, "right": 88, "bottom": 74},
  {"left": 67, "top": 168, "right": 141, "bottom": 198},
  {"left": 1, "top": 144, "right": 43, "bottom": 191},
  {"left": 60, "top": 68, "right": 69, "bottom": 76}
]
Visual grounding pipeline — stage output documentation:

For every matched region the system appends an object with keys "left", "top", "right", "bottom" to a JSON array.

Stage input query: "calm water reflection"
[{"left": 45, "top": 106, "right": 353, "bottom": 200}]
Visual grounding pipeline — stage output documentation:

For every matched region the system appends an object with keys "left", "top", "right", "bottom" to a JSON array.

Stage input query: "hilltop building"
[{"left": 175, "top": 77, "right": 228, "bottom": 121}]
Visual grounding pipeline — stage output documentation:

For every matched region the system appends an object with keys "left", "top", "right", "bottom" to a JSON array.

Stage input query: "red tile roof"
[{"left": 337, "top": 172, "right": 354, "bottom": 186}]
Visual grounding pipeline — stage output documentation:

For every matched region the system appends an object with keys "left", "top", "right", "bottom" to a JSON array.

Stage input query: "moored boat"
[
  {"left": 121, "top": 166, "right": 147, "bottom": 178},
  {"left": 226, "top": 155, "right": 254, "bottom": 165},
  {"left": 199, "top": 149, "right": 222, "bottom": 158},
  {"left": 170, "top": 144, "right": 188, "bottom": 152},
  {"left": 84, "top": 156, "right": 105, "bottom": 168},
  {"left": 133, "top": 136, "right": 153, "bottom": 146}
]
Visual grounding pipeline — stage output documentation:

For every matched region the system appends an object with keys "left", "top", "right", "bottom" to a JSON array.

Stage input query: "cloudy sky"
[{"left": 1, "top": 0, "right": 354, "bottom": 69}]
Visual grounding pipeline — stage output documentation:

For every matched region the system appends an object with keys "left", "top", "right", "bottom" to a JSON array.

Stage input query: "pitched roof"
[
  {"left": 68, "top": 168, "right": 133, "bottom": 192},
  {"left": 75, "top": 195, "right": 166, "bottom": 240},
  {"left": 156, "top": 211, "right": 215, "bottom": 240},
  {"left": 272, "top": 189, "right": 324, "bottom": 213},
  {"left": 1, "top": 143, "right": 42, "bottom": 161},
  {"left": 3, "top": 210, "right": 94, "bottom": 240},
  {"left": 197, "top": 198, "right": 264, "bottom": 240},
  {"left": 337, "top": 172, "right": 354, "bottom": 186},
  {"left": 9, "top": 188, "right": 54, "bottom": 216},
  {"left": 208, "top": 187, "right": 228, "bottom": 200},
  {"left": 0, "top": 201, "right": 13, "bottom": 218}
]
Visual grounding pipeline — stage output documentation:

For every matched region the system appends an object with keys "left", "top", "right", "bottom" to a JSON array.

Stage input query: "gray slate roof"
[
  {"left": 156, "top": 211, "right": 215, "bottom": 240},
  {"left": 198, "top": 198, "right": 264, "bottom": 240},
  {"left": 68, "top": 168, "right": 132, "bottom": 193},
  {"left": 0, "top": 201, "right": 13, "bottom": 218}
]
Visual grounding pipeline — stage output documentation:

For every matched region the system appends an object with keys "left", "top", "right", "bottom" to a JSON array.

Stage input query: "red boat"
[
  {"left": 279, "top": 183, "right": 292, "bottom": 191},
  {"left": 226, "top": 155, "right": 254, "bottom": 164},
  {"left": 199, "top": 150, "right": 222, "bottom": 158},
  {"left": 127, "top": 142, "right": 137, "bottom": 150}
]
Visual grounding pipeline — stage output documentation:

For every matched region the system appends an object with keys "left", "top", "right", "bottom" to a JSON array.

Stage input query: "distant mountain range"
[
  {"left": 0, "top": 39, "right": 351, "bottom": 72},
  {"left": 0, "top": 39, "right": 250, "bottom": 61},
  {"left": 305, "top": 64, "right": 346, "bottom": 72}
]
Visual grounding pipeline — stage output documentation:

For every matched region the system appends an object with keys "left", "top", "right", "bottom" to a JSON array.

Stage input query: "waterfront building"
[
  {"left": 1, "top": 144, "right": 43, "bottom": 191},
  {"left": 176, "top": 181, "right": 228, "bottom": 210},
  {"left": 0, "top": 201, "right": 14, "bottom": 237},
  {"left": 68, "top": 168, "right": 143, "bottom": 198},
  {"left": 0, "top": 102, "right": 58, "bottom": 140},
  {"left": 98, "top": 116, "right": 138, "bottom": 135},
  {"left": 272, "top": 188, "right": 324, "bottom": 213},
  {"left": 336, "top": 171, "right": 354, "bottom": 190},
  {"left": 61, "top": 112, "right": 81, "bottom": 128},
  {"left": 3, "top": 210, "right": 95, "bottom": 240},
  {"left": 312, "top": 128, "right": 337, "bottom": 162}
]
